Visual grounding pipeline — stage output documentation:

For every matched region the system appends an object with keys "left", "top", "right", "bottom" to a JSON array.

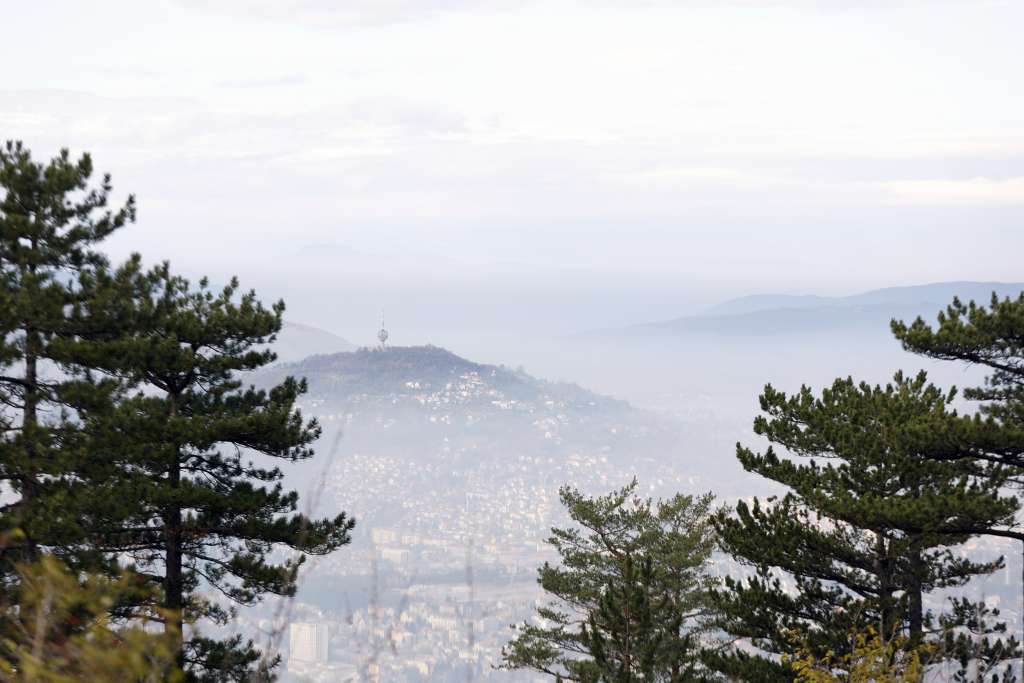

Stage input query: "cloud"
[
  {"left": 616, "top": 165, "right": 1024, "bottom": 210},
  {"left": 709, "top": 0, "right": 999, "bottom": 6},
  {"left": 882, "top": 177, "right": 1024, "bottom": 205},
  {"left": 0, "top": 90, "right": 470, "bottom": 161},
  {"left": 174, "top": 0, "right": 1006, "bottom": 26},
  {"left": 174, "top": 0, "right": 524, "bottom": 26},
  {"left": 340, "top": 98, "right": 469, "bottom": 136},
  {"left": 618, "top": 166, "right": 794, "bottom": 192},
  {"left": 217, "top": 75, "right": 308, "bottom": 89}
]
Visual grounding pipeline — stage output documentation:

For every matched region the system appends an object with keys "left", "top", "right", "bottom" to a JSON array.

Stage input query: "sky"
[{"left": 2, "top": 0, "right": 1023, "bottom": 341}]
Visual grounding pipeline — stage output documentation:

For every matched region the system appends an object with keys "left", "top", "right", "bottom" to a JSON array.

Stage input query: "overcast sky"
[{"left": 3, "top": 0, "right": 1023, "bottom": 338}]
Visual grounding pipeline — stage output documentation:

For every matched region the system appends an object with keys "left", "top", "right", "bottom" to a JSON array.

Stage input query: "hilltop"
[{"left": 260, "top": 344, "right": 624, "bottom": 413}]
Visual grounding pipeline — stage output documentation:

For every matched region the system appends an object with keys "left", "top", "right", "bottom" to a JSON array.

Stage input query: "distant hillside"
[
  {"left": 705, "top": 293, "right": 830, "bottom": 316},
  {"left": 258, "top": 345, "right": 626, "bottom": 414},
  {"left": 250, "top": 344, "right": 723, "bottom": 529},
  {"left": 591, "top": 281, "right": 1024, "bottom": 340},
  {"left": 706, "top": 281, "right": 1024, "bottom": 317},
  {"left": 245, "top": 343, "right": 737, "bottom": 496},
  {"left": 271, "top": 321, "right": 355, "bottom": 363},
  {"left": 623, "top": 304, "right": 929, "bottom": 338}
]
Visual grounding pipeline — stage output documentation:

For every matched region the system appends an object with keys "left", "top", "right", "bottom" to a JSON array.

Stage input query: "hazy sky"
[{"left": 3, "top": 0, "right": 1023, "bottom": 339}]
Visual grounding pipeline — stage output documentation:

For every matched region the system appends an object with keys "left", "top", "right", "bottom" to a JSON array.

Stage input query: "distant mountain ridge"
[
  {"left": 706, "top": 281, "right": 1024, "bottom": 317},
  {"left": 588, "top": 281, "right": 1024, "bottom": 340}
]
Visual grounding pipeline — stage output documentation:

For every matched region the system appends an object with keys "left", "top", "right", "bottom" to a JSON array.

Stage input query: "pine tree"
[
  {"left": 77, "top": 263, "right": 355, "bottom": 679},
  {"left": 1, "top": 141, "right": 354, "bottom": 678},
  {"left": 0, "top": 140, "right": 135, "bottom": 576},
  {"left": 710, "top": 372, "right": 1018, "bottom": 681},
  {"left": 581, "top": 554, "right": 671, "bottom": 682},
  {"left": 893, "top": 291, "right": 1024, "bottom": 667},
  {"left": 501, "top": 480, "right": 719, "bottom": 682}
]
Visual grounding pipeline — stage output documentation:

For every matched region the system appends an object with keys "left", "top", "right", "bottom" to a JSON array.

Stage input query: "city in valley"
[{"left": 3, "top": 2, "right": 1024, "bottom": 681}]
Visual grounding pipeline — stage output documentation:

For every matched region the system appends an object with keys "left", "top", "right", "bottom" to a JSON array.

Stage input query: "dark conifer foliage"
[
  {"left": 502, "top": 481, "right": 719, "bottom": 682},
  {"left": 891, "top": 293, "right": 1024, "bottom": 487},
  {"left": 581, "top": 554, "right": 672, "bottom": 682},
  {"left": 893, "top": 293, "right": 1024, "bottom": 435},
  {"left": 1, "top": 141, "right": 354, "bottom": 681},
  {"left": 80, "top": 263, "right": 355, "bottom": 679},
  {"left": 0, "top": 140, "right": 135, "bottom": 575},
  {"left": 894, "top": 291, "right": 1024, "bottom": 668},
  {"left": 710, "top": 372, "right": 1018, "bottom": 681}
]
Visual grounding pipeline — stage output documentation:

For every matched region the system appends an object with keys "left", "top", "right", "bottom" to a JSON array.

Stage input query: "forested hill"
[
  {"left": 248, "top": 343, "right": 726, "bottom": 492},
  {"left": 257, "top": 344, "right": 628, "bottom": 414}
]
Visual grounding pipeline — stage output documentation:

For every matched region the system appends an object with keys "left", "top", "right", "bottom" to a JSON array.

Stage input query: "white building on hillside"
[{"left": 289, "top": 622, "right": 329, "bottom": 663}]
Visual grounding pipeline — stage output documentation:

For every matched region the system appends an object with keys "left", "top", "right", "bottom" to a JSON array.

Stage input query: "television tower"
[{"left": 377, "top": 311, "right": 389, "bottom": 349}]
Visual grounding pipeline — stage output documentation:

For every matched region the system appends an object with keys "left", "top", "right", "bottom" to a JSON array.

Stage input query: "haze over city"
[{"left": 2, "top": 2, "right": 1024, "bottom": 682}]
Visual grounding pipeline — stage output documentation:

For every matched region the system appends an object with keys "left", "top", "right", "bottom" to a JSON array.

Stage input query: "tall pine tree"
[
  {"left": 0, "top": 140, "right": 135, "bottom": 575},
  {"left": 711, "top": 371, "right": 1017, "bottom": 681},
  {"left": 1, "top": 140, "right": 354, "bottom": 679},
  {"left": 78, "top": 262, "right": 355, "bottom": 680}
]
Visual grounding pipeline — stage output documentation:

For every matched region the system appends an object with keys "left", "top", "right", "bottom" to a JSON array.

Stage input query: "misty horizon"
[{"left": 4, "top": 2, "right": 1024, "bottom": 682}]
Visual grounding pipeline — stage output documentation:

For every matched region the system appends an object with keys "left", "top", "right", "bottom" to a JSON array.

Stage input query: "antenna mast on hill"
[{"left": 377, "top": 310, "right": 389, "bottom": 349}]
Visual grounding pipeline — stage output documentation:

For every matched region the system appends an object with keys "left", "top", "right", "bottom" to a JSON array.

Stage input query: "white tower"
[{"left": 377, "top": 311, "right": 389, "bottom": 348}]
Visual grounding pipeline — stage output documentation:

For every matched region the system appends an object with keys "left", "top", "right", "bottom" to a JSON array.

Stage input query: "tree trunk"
[
  {"left": 908, "top": 546, "right": 924, "bottom": 646},
  {"left": 164, "top": 398, "right": 184, "bottom": 670},
  {"left": 19, "top": 239, "right": 41, "bottom": 560},
  {"left": 165, "top": 469, "right": 184, "bottom": 669},
  {"left": 875, "top": 534, "right": 895, "bottom": 645},
  {"left": 22, "top": 337, "right": 37, "bottom": 429},
  {"left": 20, "top": 325, "right": 40, "bottom": 559}
]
